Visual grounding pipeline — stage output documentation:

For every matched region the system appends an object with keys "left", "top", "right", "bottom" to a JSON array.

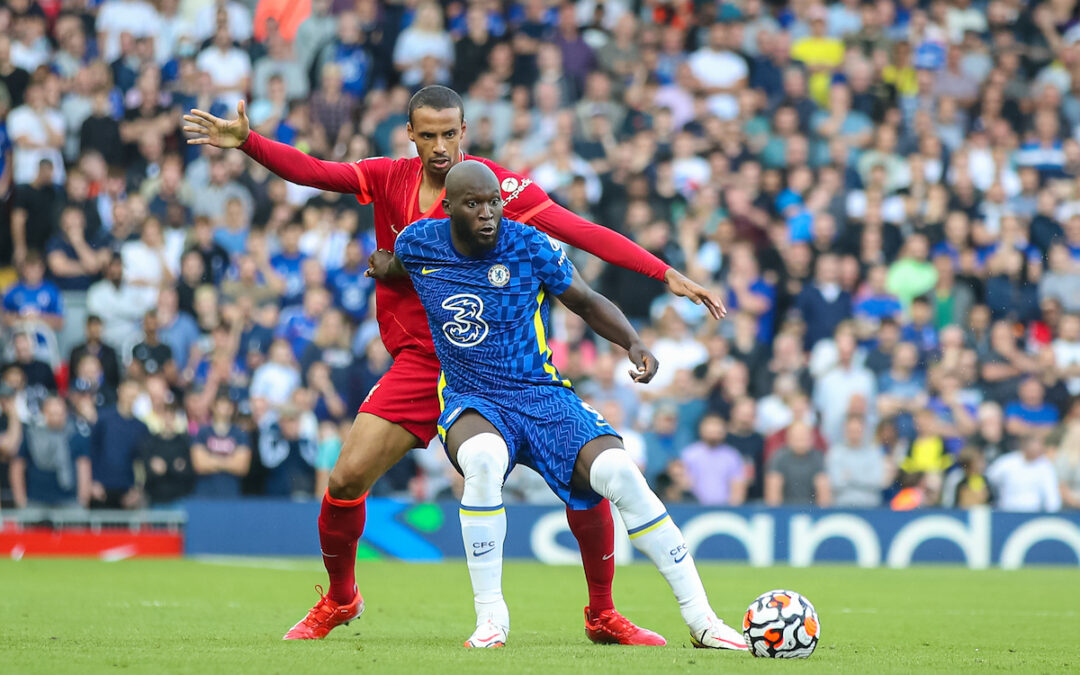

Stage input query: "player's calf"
[
  {"left": 584, "top": 446, "right": 747, "bottom": 650},
  {"left": 454, "top": 431, "right": 511, "bottom": 637}
]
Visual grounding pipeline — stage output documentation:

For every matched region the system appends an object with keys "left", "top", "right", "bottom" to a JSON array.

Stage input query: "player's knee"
[
  {"left": 457, "top": 432, "right": 509, "bottom": 488},
  {"left": 588, "top": 448, "right": 646, "bottom": 503},
  {"left": 327, "top": 466, "right": 369, "bottom": 501}
]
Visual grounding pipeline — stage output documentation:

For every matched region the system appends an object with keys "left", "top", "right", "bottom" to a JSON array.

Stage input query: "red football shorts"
[{"left": 357, "top": 348, "right": 442, "bottom": 445}]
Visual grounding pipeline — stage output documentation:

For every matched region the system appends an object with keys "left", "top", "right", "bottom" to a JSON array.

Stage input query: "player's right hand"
[
  {"left": 183, "top": 101, "right": 250, "bottom": 149},
  {"left": 366, "top": 249, "right": 398, "bottom": 280},
  {"left": 627, "top": 343, "right": 658, "bottom": 384}
]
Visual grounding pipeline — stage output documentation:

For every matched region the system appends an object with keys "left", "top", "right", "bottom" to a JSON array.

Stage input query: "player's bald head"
[
  {"left": 445, "top": 160, "right": 499, "bottom": 202},
  {"left": 443, "top": 160, "right": 504, "bottom": 254}
]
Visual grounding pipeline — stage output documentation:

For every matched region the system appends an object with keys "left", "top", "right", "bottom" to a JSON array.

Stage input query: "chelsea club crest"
[{"left": 487, "top": 264, "right": 510, "bottom": 287}]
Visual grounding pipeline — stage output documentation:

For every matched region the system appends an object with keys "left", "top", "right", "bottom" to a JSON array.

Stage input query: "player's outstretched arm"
[
  {"left": 528, "top": 203, "right": 726, "bottom": 320},
  {"left": 182, "top": 102, "right": 364, "bottom": 194},
  {"left": 556, "top": 269, "right": 658, "bottom": 384}
]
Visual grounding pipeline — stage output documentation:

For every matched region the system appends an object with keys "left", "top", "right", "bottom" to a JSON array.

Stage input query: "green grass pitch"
[{"left": 2, "top": 558, "right": 1077, "bottom": 674}]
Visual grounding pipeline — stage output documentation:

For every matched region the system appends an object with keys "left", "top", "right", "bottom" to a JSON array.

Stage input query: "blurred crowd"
[{"left": 1, "top": 0, "right": 1080, "bottom": 514}]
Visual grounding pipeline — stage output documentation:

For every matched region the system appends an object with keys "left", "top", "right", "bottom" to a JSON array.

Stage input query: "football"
[{"left": 742, "top": 589, "right": 820, "bottom": 658}]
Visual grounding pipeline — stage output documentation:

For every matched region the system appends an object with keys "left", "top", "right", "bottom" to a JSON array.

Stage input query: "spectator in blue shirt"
[
  {"left": 258, "top": 405, "right": 317, "bottom": 498},
  {"left": 853, "top": 264, "right": 902, "bottom": 330},
  {"left": 156, "top": 287, "right": 201, "bottom": 372},
  {"left": 724, "top": 241, "right": 777, "bottom": 342},
  {"left": 327, "top": 239, "right": 374, "bottom": 323},
  {"left": 44, "top": 206, "right": 111, "bottom": 293},
  {"left": 316, "top": 13, "right": 373, "bottom": 98},
  {"left": 644, "top": 404, "right": 692, "bottom": 486},
  {"left": 3, "top": 252, "right": 63, "bottom": 332},
  {"left": 89, "top": 381, "right": 149, "bottom": 509},
  {"left": 796, "top": 252, "right": 853, "bottom": 349},
  {"left": 900, "top": 296, "right": 939, "bottom": 357},
  {"left": 192, "top": 396, "right": 252, "bottom": 497},
  {"left": 277, "top": 286, "right": 331, "bottom": 360},
  {"left": 10, "top": 396, "right": 91, "bottom": 507},
  {"left": 1005, "top": 377, "right": 1059, "bottom": 441},
  {"left": 269, "top": 221, "right": 308, "bottom": 307}
]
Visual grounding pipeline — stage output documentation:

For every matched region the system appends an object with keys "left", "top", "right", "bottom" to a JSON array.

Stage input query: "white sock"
[
  {"left": 457, "top": 432, "right": 510, "bottom": 630},
  {"left": 589, "top": 448, "right": 714, "bottom": 633}
]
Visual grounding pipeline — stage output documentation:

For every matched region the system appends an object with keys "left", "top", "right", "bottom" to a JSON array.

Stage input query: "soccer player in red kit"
[{"left": 183, "top": 86, "right": 725, "bottom": 644}]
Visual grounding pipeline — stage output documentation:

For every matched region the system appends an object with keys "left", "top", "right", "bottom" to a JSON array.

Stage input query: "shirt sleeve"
[
  {"left": 239, "top": 131, "right": 388, "bottom": 202},
  {"left": 70, "top": 432, "right": 90, "bottom": 460},
  {"left": 392, "top": 226, "right": 420, "bottom": 269},
  {"left": 47, "top": 287, "right": 63, "bottom": 315},
  {"left": 523, "top": 200, "right": 671, "bottom": 282},
  {"left": 529, "top": 228, "right": 576, "bottom": 296}
]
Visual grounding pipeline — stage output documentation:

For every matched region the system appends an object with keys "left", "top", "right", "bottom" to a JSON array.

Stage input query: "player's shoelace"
[
  {"left": 302, "top": 585, "right": 337, "bottom": 628},
  {"left": 594, "top": 610, "right": 636, "bottom": 639}
]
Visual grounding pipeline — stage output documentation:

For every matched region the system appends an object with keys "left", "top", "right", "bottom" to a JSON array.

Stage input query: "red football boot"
[
  {"left": 282, "top": 585, "right": 364, "bottom": 640},
  {"left": 584, "top": 607, "right": 667, "bottom": 646}
]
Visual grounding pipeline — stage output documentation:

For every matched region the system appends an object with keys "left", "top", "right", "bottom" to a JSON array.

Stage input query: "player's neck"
[
  {"left": 419, "top": 171, "right": 446, "bottom": 214},
  {"left": 421, "top": 169, "right": 447, "bottom": 191}
]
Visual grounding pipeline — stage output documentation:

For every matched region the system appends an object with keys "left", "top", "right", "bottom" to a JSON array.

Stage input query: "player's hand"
[
  {"left": 664, "top": 268, "right": 726, "bottom": 320},
  {"left": 627, "top": 343, "right": 658, "bottom": 384},
  {"left": 365, "top": 249, "right": 398, "bottom": 280},
  {"left": 183, "top": 101, "right": 250, "bottom": 149}
]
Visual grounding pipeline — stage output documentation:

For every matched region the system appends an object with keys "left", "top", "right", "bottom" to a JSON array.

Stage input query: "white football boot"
[
  {"left": 690, "top": 616, "right": 750, "bottom": 651},
  {"left": 464, "top": 619, "right": 508, "bottom": 648}
]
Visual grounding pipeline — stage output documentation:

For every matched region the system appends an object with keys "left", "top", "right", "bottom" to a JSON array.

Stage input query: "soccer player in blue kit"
[{"left": 367, "top": 161, "right": 748, "bottom": 651}]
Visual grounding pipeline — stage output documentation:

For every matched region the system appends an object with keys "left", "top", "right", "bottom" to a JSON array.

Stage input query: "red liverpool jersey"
[
  {"left": 240, "top": 132, "right": 671, "bottom": 359},
  {"left": 352, "top": 154, "right": 561, "bottom": 357}
]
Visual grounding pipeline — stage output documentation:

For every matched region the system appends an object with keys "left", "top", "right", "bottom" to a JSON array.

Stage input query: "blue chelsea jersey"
[{"left": 395, "top": 217, "right": 575, "bottom": 393}]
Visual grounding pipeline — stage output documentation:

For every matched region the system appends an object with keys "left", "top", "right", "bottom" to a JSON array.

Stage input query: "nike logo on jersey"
[
  {"left": 602, "top": 552, "right": 615, "bottom": 561},
  {"left": 674, "top": 551, "right": 688, "bottom": 563},
  {"left": 472, "top": 547, "right": 496, "bottom": 557},
  {"left": 421, "top": 267, "right": 443, "bottom": 275},
  {"left": 390, "top": 224, "right": 400, "bottom": 234}
]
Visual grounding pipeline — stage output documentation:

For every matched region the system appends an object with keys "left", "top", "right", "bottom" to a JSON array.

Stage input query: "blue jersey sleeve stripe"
[{"left": 531, "top": 289, "right": 572, "bottom": 388}]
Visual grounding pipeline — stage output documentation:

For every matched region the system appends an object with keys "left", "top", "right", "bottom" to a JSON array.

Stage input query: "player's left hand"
[
  {"left": 627, "top": 343, "right": 658, "bottom": 384},
  {"left": 664, "top": 269, "right": 726, "bottom": 320},
  {"left": 366, "top": 249, "right": 397, "bottom": 279}
]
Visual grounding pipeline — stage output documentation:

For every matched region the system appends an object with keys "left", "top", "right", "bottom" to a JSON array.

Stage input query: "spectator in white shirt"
[
  {"left": 1052, "top": 313, "right": 1080, "bottom": 396},
  {"left": 249, "top": 339, "right": 301, "bottom": 406},
  {"left": 194, "top": 0, "right": 253, "bottom": 44},
  {"left": 813, "top": 327, "right": 877, "bottom": 445},
  {"left": 393, "top": 2, "right": 454, "bottom": 88},
  {"left": 196, "top": 25, "right": 251, "bottom": 111},
  {"left": 10, "top": 13, "right": 52, "bottom": 72},
  {"left": 7, "top": 82, "right": 65, "bottom": 186},
  {"left": 986, "top": 437, "right": 1062, "bottom": 512},
  {"left": 86, "top": 254, "right": 158, "bottom": 351},
  {"left": 96, "top": 0, "right": 162, "bottom": 63},
  {"left": 156, "top": 0, "right": 195, "bottom": 64},
  {"left": 687, "top": 21, "right": 748, "bottom": 120},
  {"left": 121, "top": 217, "right": 175, "bottom": 308}
]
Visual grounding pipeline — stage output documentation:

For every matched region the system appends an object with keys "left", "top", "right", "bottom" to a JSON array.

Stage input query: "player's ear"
[
  {"left": 442, "top": 198, "right": 450, "bottom": 212},
  {"left": 406, "top": 121, "right": 414, "bottom": 142}
]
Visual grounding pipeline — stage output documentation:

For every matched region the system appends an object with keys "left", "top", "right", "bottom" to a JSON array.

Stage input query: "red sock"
[
  {"left": 566, "top": 500, "right": 615, "bottom": 614},
  {"left": 318, "top": 490, "right": 367, "bottom": 605}
]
